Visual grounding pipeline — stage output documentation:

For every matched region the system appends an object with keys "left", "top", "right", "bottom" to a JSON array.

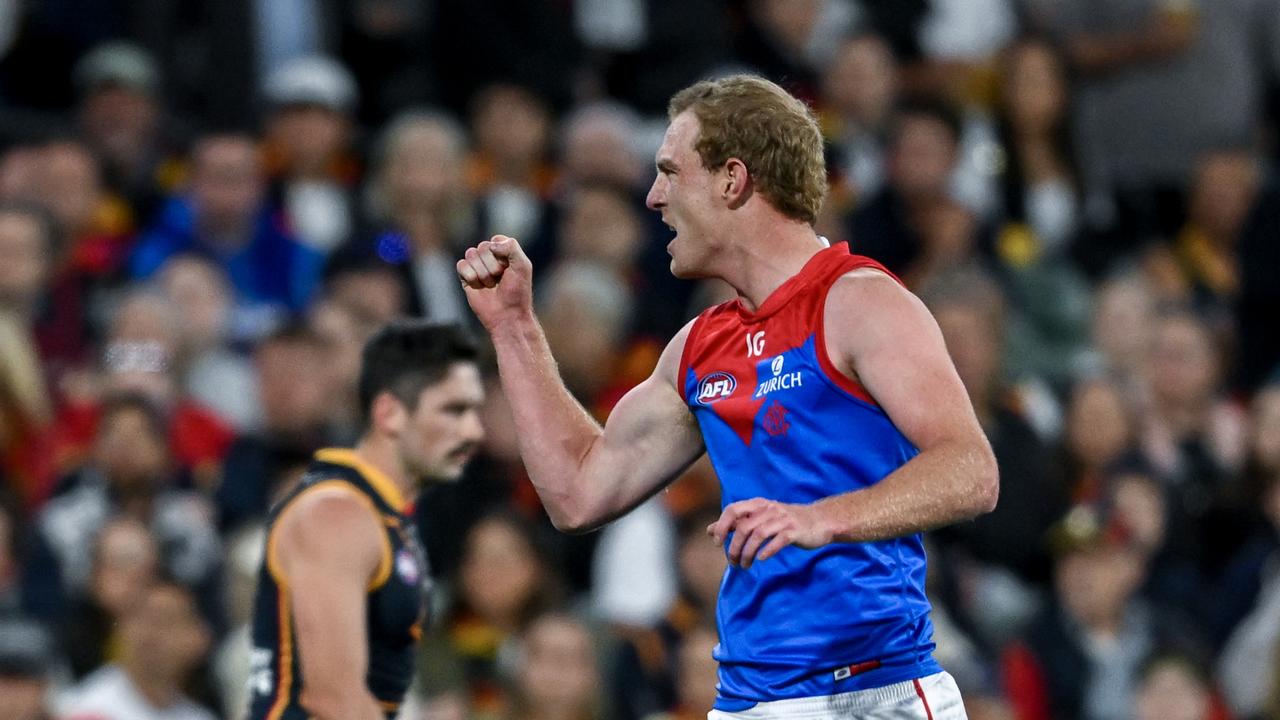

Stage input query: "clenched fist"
[{"left": 456, "top": 235, "right": 534, "bottom": 330}]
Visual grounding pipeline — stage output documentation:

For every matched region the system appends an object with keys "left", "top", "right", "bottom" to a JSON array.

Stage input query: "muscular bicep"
[
  {"left": 825, "top": 272, "right": 985, "bottom": 452},
  {"left": 273, "top": 490, "right": 386, "bottom": 706},
  {"left": 576, "top": 322, "right": 705, "bottom": 528}
]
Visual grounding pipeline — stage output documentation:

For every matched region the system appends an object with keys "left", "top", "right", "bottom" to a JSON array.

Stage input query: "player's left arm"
[{"left": 712, "top": 268, "right": 998, "bottom": 567}]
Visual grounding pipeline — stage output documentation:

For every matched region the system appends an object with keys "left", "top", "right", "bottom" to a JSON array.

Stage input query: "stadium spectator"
[
  {"left": 731, "top": 0, "right": 828, "bottom": 103},
  {"left": 820, "top": 32, "right": 899, "bottom": 209},
  {"left": 0, "top": 202, "right": 56, "bottom": 331},
  {"left": 0, "top": 617, "right": 58, "bottom": 720},
  {"left": 155, "top": 255, "right": 257, "bottom": 431},
  {"left": 73, "top": 42, "right": 179, "bottom": 223},
  {"left": 912, "top": 0, "right": 1018, "bottom": 106},
  {"left": 557, "top": 183, "right": 645, "bottom": 280},
  {"left": 507, "top": 612, "right": 604, "bottom": 720},
  {"left": 215, "top": 323, "right": 336, "bottom": 531},
  {"left": 1212, "top": 385, "right": 1280, "bottom": 644},
  {"left": 538, "top": 261, "right": 636, "bottom": 412},
  {"left": 340, "top": 109, "right": 475, "bottom": 324},
  {"left": 558, "top": 102, "right": 648, "bottom": 191},
  {"left": 261, "top": 55, "right": 361, "bottom": 254},
  {"left": 211, "top": 523, "right": 265, "bottom": 720},
  {"left": 847, "top": 98, "right": 968, "bottom": 280},
  {"left": 0, "top": 310, "right": 55, "bottom": 512},
  {"left": 1002, "top": 505, "right": 1204, "bottom": 720},
  {"left": 1173, "top": 150, "right": 1264, "bottom": 320},
  {"left": 609, "top": 509, "right": 723, "bottom": 720},
  {"left": 926, "top": 268, "right": 1066, "bottom": 589},
  {"left": 1139, "top": 310, "right": 1248, "bottom": 565},
  {"left": 130, "top": 133, "right": 324, "bottom": 338},
  {"left": 29, "top": 394, "right": 223, "bottom": 618},
  {"left": 420, "top": 511, "right": 564, "bottom": 719},
  {"left": 61, "top": 516, "right": 159, "bottom": 679},
  {"left": 56, "top": 580, "right": 215, "bottom": 720},
  {"left": 1134, "top": 653, "right": 1222, "bottom": 720},
  {"left": 1061, "top": 378, "right": 1140, "bottom": 503},
  {"left": 49, "top": 289, "right": 235, "bottom": 485},
  {"left": 468, "top": 84, "right": 556, "bottom": 264},
  {"left": 1086, "top": 273, "right": 1160, "bottom": 398},
  {"left": 641, "top": 625, "right": 719, "bottom": 720}
]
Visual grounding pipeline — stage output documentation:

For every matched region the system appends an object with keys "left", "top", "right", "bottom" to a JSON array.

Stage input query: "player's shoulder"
[
  {"left": 268, "top": 479, "right": 385, "bottom": 579},
  {"left": 274, "top": 479, "right": 383, "bottom": 548},
  {"left": 828, "top": 263, "right": 917, "bottom": 308},
  {"left": 825, "top": 265, "right": 935, "bottom": 347}
]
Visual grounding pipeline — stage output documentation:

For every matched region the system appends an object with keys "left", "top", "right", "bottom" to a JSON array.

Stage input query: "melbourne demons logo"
[{"left": 697, "top": 372, "right": 737, "bottom": 405}]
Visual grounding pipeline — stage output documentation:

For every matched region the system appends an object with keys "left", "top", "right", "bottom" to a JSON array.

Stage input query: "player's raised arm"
[
  {"left": 271, "top": 488, "right": 387, "bottom": 720},
  {"left": 458, "top": 235, "right": 704, "bottom": 533}
]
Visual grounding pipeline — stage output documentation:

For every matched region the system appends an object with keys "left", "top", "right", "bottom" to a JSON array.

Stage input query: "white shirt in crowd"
[{"left": 56, "top": 665, "right": 216, "bottom": 720}]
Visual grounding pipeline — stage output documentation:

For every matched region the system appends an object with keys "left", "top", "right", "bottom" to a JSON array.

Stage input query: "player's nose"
[
  {"left": 462, "top": 409, "right": 484, "bottom": 443},
  {"left": 645, "top": 175, "right": 666, "bottom": 211}
]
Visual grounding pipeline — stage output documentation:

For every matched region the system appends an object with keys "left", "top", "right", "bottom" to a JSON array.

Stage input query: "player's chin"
[
  {"left": 668, "top": 253, "right": 699, "bottom": 280},
  {"left": 417, "top": 457, "right": 469, "bottom": 484}
]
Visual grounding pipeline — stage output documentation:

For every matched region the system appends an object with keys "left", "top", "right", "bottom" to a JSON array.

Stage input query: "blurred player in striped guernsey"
[
  {"left": 245, "top": 321, "right": 484, "bottom": 720},
  {"left": 458, "top": 75, "right": 998, "bottom": 719}
]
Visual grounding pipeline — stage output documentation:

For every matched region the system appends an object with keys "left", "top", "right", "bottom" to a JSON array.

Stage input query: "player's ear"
[
  {"left": 371, "top": 391, "right": 408, "bottom": 435},
  {"left": 723, "top": 158, "right": 751, "bottom": 207}
]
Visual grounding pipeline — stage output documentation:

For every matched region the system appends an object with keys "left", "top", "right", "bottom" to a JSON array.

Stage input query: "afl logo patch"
[
  {"left": 395, "top": 548, "right": 421, "bottom": 585},
  {"left": 696, "top": 372, "right": 737, "bottom": 405}
]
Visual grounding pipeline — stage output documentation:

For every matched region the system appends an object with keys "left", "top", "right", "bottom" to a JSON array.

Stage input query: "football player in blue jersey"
[{"left": 458, "top": 75, "right": 997, "bottom": 719}]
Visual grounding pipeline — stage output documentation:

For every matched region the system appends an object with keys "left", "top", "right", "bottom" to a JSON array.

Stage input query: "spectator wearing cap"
[
  {"left": 1001, "top": 505, "right": 1206, "bottom": 720},
  {"left": 0, "top": 617, "right": 59, "bottom": 720},
  {"left": 73, "top": 41, "right": 183, "bottom": 224},
  {"left": 130, "top": 132, "right": 324, "bottom": 337},
  {"left": 262, "top": 55, "right": 360, "bottom": 254}
]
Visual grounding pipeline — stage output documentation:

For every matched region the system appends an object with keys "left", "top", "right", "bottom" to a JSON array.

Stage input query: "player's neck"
[
  {"left": 720, "top": 221, "right": 827, "bottom": 312},
  {"left": 352, "top": 436, "right": 418, "bottom": 509}
]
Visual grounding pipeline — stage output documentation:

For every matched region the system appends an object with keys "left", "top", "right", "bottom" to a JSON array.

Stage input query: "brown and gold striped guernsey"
[{"left": 245, "top": 449, "right": 429, "bottom": 720}]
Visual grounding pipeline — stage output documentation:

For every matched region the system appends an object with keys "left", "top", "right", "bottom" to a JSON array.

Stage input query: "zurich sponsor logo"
[
  {"left": 697, "top": 372, "right": 737, "bottom": 405},
  {"left": 755, "top": 354, "right": 802, "bottom": 398}
]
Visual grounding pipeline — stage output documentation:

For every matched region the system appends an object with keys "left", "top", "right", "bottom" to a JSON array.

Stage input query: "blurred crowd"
[{"left": 0, "top": 1, "right": 1279, "bottom": 719}]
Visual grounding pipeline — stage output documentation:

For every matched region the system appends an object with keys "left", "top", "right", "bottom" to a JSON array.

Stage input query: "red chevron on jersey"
[{"left": 678, "top": 243, "right": 895, "bottom": 447}]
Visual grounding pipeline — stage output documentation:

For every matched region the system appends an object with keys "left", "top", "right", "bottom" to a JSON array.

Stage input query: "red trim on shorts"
[{"left": 913, "top": 678, "right": 935, "bottom": 720}]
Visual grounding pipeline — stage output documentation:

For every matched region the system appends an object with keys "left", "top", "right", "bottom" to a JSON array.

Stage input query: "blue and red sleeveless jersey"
[{"left": 678, "top": 243, "right": 940, "bottom": 710}]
